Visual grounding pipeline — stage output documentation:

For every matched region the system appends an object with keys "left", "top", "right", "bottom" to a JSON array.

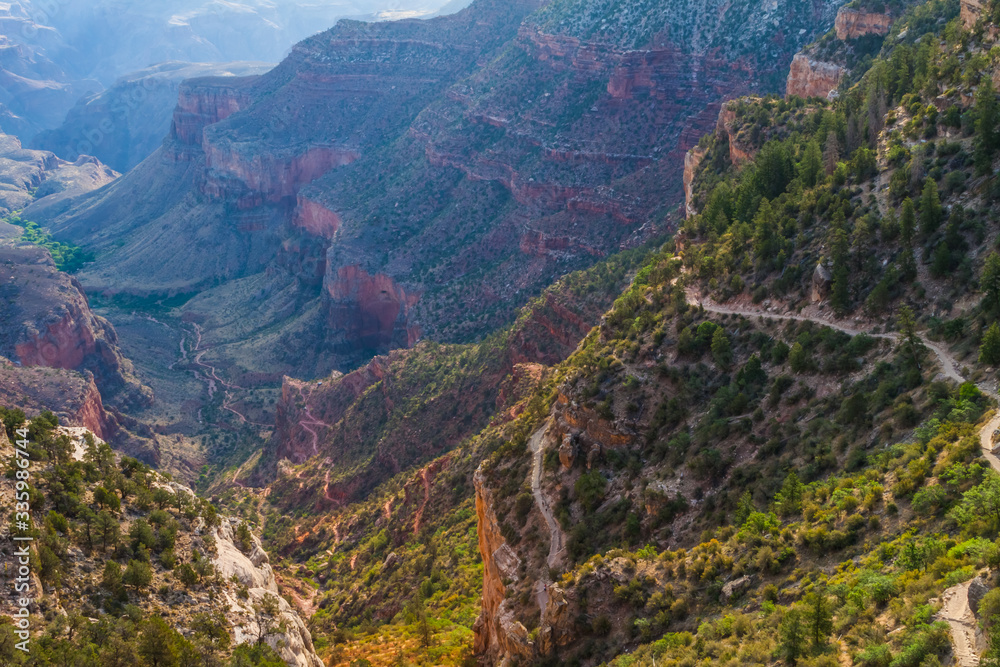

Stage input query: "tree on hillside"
[
  {"left": 799, "top": 140, "right": 823, "bottom": 187},
  {"left": 981, "top": 323, "right": 1000, "bottom": 366},
  {"left": 982, "top": 252, "right": 1000, "bottom": 311},
  {"left": 823, "top": 132, "right": 840, "bottom": 176},
  {"left": 919, "top": 178, "right": 942, "bottom": 237},
  {"left": 976, "top": 77, "right": 999, "bottom": 175},
  {"left": 711, "top": 328, "right": 732, "bottom": 368},
  {"left": 780, "top": 609, "right": 805, "bottom": 665},
  {"left": 123, "top": 559, "right": 152, "bottom": 594},
  {"left": 806, "top": 592, "right": 833, "bottom": 649},
  {"left": 95, "top": 510, "right": 120, "bottom": 552},
  {"left": 901, "top": 198, "right": 916, "bottom": 245},
  {"left": 775, "top": 471, "right": 803, "bottom": 517},
  {"left": 898, "top": 306, "right": 924, "bottom": 369}
]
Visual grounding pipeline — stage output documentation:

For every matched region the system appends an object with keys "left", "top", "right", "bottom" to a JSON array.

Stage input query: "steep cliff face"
[
  {"left": 786, "top": 53, "right": 846, "bottom": 99},
  {"left": 0, "top": 244, "right": 149, "bottom": 408},
  {"left": 472, "top": 468, "right": 532, "bottom": 664},
  {"left": 684, "top": 146, "right": 707, "bottom": 219},
  {"left": 835, "top": 7, "right": 893, "bottom": 39},
  {"left": 212, "top": 518, "right": 325, "bottom": 667},
  {"left": 323, "top": 265, "right": 422, "bottom": 355}
]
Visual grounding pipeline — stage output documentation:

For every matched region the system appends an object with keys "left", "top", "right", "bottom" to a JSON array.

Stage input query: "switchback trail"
[
  {"left": 187, "top": 323, "right": 268, "bottom": 427},
  {"left": 689, "top": 291, "right": 995, "bottom": 663},
  {"left": 686, "top": 291, "right": 999, "bottom": 473}
]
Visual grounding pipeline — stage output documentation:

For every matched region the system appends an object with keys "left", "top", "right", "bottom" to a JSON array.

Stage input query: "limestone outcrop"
[{"left": 212, "top": 518, "right": 325, "bottom": 667}]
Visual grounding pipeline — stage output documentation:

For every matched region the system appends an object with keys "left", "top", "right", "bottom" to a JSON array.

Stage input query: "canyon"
[{"left": 30, "top": 0, "right": 849, "bottom": 391}]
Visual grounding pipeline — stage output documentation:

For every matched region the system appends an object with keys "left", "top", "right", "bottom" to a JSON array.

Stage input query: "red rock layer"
[
  {"left": 168, "top": 77, "right": 258, "bottom": 150},
  {"left": 202, "top": 144, "right": 359, "bottom": 206},
  {"left": 323, "top": 266, "right": 422, "bottom": 354},
  {"left": 0, "top": 246, "right": 146, "bottom": 407},
  {"left": 292, "top": 196, "right": 342, "bottom": 239}
]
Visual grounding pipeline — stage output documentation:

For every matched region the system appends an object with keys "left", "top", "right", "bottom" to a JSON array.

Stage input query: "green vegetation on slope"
[{"left": 7, "top": 216, "right": 93, "bottom": 272}]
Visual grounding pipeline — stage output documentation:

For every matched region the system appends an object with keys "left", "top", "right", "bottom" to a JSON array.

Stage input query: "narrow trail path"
[
  {"left": 413, "top": 467, "right": 432, "bottom": 534},
  {"left": 295, "top": 385, "right": 329, "bottom": 458},
  {"left": 186, "top": 323, "right": 268, "bottom": 427},
  {"left": 687, "top": 291, "right": 999, "bottom": 473},
  {"left": 937, "top": 581, "right": 981, "bottom": 667},
  {"left": 527, "top": 418, "right": 567, "bottom": 613}
]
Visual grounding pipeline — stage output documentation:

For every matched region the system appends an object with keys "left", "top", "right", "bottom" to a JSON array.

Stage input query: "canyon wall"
[
  {"left": 0, "top": 358, "right": 117, "bottom": 440},
  {"left": 0, "top": 245, "right": 150, "bottom": 408},
  {"left": 684, "top": 146, "right": 707, "bottom": 218},
  {"left": 472, "top": 468, "right": 532, "bottom": 664}
]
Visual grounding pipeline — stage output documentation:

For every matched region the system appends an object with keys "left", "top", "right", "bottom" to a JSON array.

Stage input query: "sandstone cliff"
[
  {"left": 684, "top": 146, "right": 707, "bottom": 219},
  {"left": 35, "top": 61, "right": 273, "bottom": 172},
  {"left": 786, "top": 53, "right": 846, "bottom": 99},
  {"left": 835, "top": 7, "right": 893, "bottom": 39},
  {"left": 212, "top": 517, "right": 325, "bottom": 667},
  {"left": 472, "top": 467, "right": 532, "bottom": 664},
  {"left": 0, "top": 357, "right": 117, "bottom": 439}
]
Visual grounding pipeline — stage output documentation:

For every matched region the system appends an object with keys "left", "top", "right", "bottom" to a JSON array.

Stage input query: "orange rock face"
[
  {"left": 835, "top": 8, "right": 893, "bottom": 40},
  {"left": 472, "top": 469, "right": 532, "bottom": 663},
  {"left": 786, "top": 53, "right": 846, "bottom": 100},
  {"left": 292, "top": 196, "right": 342, "bottom": 240},
  {"left": 962, "top": 0, "right": 986, "bottom": 30},
  {"left": 0, "top": 245, "right": 146, "bottom": 407},
  {"left": 715, "top": 105, "right": 755, "bottom": 166},
  {"left": 167, "top": 77, "right": 258, "bottom": 155}
]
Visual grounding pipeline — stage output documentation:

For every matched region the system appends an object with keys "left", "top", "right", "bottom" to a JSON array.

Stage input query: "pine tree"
[
  {"left": 981, "top": 323, "right": 1000, "bottom": 366},
  {"left": 806, "top": 592, "right": 833, "bottom": 649},
  {"left": 901, "top": 198, "right": 916, "bottom": 245},
  {"left": 982, "top": 252, "right": 1000, "bottom": 312},
  {"left": 898, "top": 306, "right": 924, "bottom": 368},
  {"left": 776, "top": 471, "right": 803, "bottom": 517},
  {"left": 919, "top": 177, "right": 942, "bottom": 237},
  {"left": 734, "top": 490, "right": 755, "bottom": 525},
  {"left": 780, "top": 609, "right": 805, "bottom": 665},
  {"left": 711, "top": 328, "right": 732, "bottom": 368},
  {"left": 823, "top": 132, "right": 840, "bottom": 176},
  {"left": 976, "top": 78, "right": 999, "bottom": 175},
  {"left": 799, "top": 140, "right": 823, "bottom": 187}
]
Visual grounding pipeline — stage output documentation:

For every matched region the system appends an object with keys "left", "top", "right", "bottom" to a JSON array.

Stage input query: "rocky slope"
[
  {"left": 0, "top": 133, "right": 117, "bottom": 216},
  {"left": 33, "top": 61, "right": 274, "bottom": 173},
  {"left": 0, "top": 419, "right": 323, "bottom": 666}
]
